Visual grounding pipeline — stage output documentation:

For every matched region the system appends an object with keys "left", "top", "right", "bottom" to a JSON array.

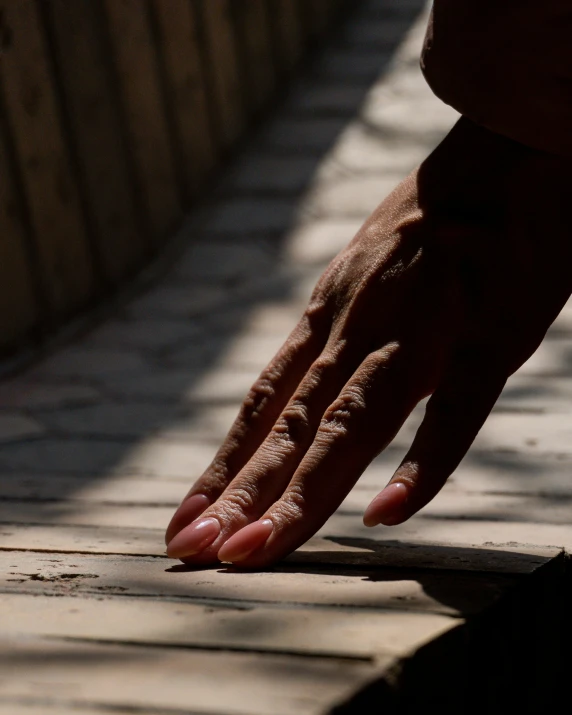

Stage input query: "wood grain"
[
  {"left": 196, "top": 0, "right": 245, "bottom": 151},
  {"left": 45, "top": 0, "right": 145, "bottom": 284},
  {"left": 0, "top": 107, "right": 38, "bottom": 351},
  {"left": 151, "top": 0, "right": 217, "bottom": 201},
  {"left": 0, "top": 0, "right": 94, "bottom": 319},
  {"left": 102, "top": 0, "right": 181, "bottom": 242}
]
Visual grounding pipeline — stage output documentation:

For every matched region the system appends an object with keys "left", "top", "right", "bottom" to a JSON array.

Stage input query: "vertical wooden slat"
[
  {"left": 310, "top": 0, "right": 333, "bottom": 37},
  {"left": 0, "top": 113, "right": 38, "bottom": 353},
  {"left": 102, "top": 0, "right": 181, "bottom": 244},
  {"left": 268, "top": 0, "right": 304, "bottom": 77},
  {"left": 232, "top": 0, "right": 276, "bottom": 117},
  {"left": 0, "top": 0, "right": 94, "bottom": 319},
  {"left": 298, "top": 0, "right": 337, "bottom": 46},
  {"left": 150, "top": 0, "right": 216, "bottom": 203},
  {"left": 44, "top": 0, "right": 146, "bottom": 286},
  {"left": 296, "top": 0, "right": 314, "bottom": 41},
  {"left": 195, "top": 0, "right": 245, "bottom": 151}
]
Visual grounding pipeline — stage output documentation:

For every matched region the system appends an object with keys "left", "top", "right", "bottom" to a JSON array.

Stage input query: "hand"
[{"left": 165, "top": 118, "right": 572, "bottom": 567}]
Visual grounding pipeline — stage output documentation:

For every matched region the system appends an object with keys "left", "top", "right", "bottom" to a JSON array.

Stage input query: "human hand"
[{"left": 165, "top": 118, "right": 572, "bottom": 567}]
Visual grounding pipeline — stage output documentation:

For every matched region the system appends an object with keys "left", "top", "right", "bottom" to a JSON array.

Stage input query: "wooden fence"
[{"left": 0, "top": 0, "right": 348, "bottom": 359}]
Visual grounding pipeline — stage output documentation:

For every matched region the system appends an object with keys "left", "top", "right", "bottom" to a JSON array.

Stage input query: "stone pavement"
[{"left": 1, "top": 1, "right": 571, "bottom": 713}]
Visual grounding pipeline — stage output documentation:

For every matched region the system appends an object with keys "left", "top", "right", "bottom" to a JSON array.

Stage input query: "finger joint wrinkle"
[{"left": 321, "top": 389, "right": 366, "bottom": 435}]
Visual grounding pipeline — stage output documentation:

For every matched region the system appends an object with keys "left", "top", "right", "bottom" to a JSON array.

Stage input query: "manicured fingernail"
[
  {"left": 165, "top": 494, "right": 210, "bottom": 545},
  {"left": 218, "top": 519, "right": 274, "bottom": 563},
  {"left": 166, "top": 517, "right": 220, "bottom": 558},
  {"left": 363, "top": 482, "right": 409, "bottom": 527}
]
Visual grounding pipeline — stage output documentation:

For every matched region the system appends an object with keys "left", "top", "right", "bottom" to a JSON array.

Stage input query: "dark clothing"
[{"left": 421, "top": 0, "right": 572, "bottom": 158}]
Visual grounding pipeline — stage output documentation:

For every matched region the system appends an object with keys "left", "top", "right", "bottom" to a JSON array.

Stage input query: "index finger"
[{"left": 165, "top": 306, "right": 330, "bottom": 543}]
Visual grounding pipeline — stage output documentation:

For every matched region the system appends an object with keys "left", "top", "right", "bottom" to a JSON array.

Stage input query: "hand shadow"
[{"left": 165, "top": 535, "right": 552, "bottom": 617}]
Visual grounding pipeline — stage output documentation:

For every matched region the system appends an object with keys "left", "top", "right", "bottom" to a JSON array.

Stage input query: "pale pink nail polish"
[
  {"left": 165, "top": 494, "right": 210, "bottom": 545},
  {"left": 363, "top": 482, "right": 409, "bottom": 527},
  {"left": 166, "top": 517, "right": 220, "bottom": 558},
  {"left": 218, "top": 519, "right": 274, "bottom": 563}
]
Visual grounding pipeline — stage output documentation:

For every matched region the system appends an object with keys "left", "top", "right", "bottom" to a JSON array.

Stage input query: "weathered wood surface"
[
  {"left": 0, "top": 637, "right": 380, "bottom": 715},
  {"left": 1, "top": 1, "right": 571, "bottom": 713},
  {"left": 43, "top": 0, "right": 144, "bottom": 285},
  {"left": 0, "top": 551, "right": 520, "bottom": 616},
  {"left": 150, "top": 0, "right": 216, "bottom": 200}
]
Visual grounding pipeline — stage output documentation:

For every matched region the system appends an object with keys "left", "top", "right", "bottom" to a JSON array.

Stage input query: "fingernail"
[
  {"left": 166, "top": 517, "right": 220, "bottom": 558},
  {"left": 363, "top": 482, "right": 409, "bottom": 527},
  {"left": 218, "top": 519, "right": 274, "bottom": 563},
  {"left": 165, "top": 494, "right": 210, "bottom": 545}
]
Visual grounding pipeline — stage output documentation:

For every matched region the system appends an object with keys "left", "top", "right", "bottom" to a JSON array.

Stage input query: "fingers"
[
  {"left": 363, "top": 349, "right": 507, "bottom": 527},
  {"left": 216, "top": 343, "right": 426, "bottom": 567},
  {"left": 165, "top": 308, "right": 329, "bottom": 544},
  {"left": 166, "top": 341, "right": 361, "bottom": 563}
]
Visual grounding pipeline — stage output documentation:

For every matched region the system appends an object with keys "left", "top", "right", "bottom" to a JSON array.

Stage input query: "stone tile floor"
[{"left": 1, "top": 1, "right": 571, "bottom": 713}]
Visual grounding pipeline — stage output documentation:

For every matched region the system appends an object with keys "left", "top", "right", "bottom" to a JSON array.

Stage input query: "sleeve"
[{"left": 421, "top": 0, "right": 572, "bottom": 158}]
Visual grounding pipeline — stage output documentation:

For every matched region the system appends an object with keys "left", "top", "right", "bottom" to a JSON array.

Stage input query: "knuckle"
[
  {"left": 394, "top": 463, "right": 420, "bottom": 490},
  {"left": 320, "top": 387, "right": 366, "bottom": 436},
  {"left": 212, "top": 486, "right": 262, "bottom": 525},
  {"left": 276, "top": 488, "right": 306, "bottom": 523},
  {"left": 302, "top": 354, "right": 338, "bottom": 392},
  {"left": 241, "top": 375, "right": 276, "bottom": 421},
  {"left": 304, "top": 292, "right": 330, "bottom": 322},
  {"left": 202, "top": 457, "right": 231, "bottom": 493},
  {"left": 312, "top": 352, "right": 339, "bottom": 375},
  {"left": 310, "top": 344, "right": 350, "bottom": 383},
  {"left": 305, "top": 257, "right": 349, "bottom": 317},
  {"left": 222, "top": 486, "right": 258, "bottom": 516},
  {"left": 272, "top": 400, "right": 311, "bottom": 445},
  {"left": 366, "top": 342, "right": 402, "bottom": 371},
  {"left": 207, "top": 500, "right": 242, "bottom": 525}
]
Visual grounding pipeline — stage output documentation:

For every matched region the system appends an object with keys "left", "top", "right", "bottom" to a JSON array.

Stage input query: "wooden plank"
[
  {"left": 340, "top": 485, "right": 572, "bottom": 524},
  {"left": 0, "top": 705, "right": 115, "bottom": 715},
  {"left": 0, "top": 704, "right": 133, "bottom": 715},
  {"left": 298, "top": 0, "right": 331, "bottom": 42},
  {"left": 233, "top": 0, "right": 276, "bottom": 116},
  {"left": 268, "top": 0, "right": 304, "bottom": 76},
  {"left": 0, "top": 500, "right": 174, "bottom": 530},
  {"left": 313, "top": 513, "right": 572, "bottom": 562},
  {"left": 0, "top": 551, "right": 520, "bottom": 617},
  {"left": 0, "top": 473, "right": 188, "bottom": 503},
  {"left": 0, "top": 518, "right": 563, "bottom": 570},
  {"left": 44, "top": 0, "right": 146, "bottom": 285},
  {"left": 5, "top": 444, "right": 572, "bottom": 506},
  {"left": 0, "top": 109, "right": 38, "bottom": 352},
  {"left": 102, "top": 0, "right": 181, "bottom": 242},
  {"left": 196, "top": 0, "right": 245, "bottom": 151},
  {"left": 0, "top": 435, "right": 217, "bottom": 478},
  {"left": 0, "top": 637, "right": 378, "bottom": 715},
  {"left": 3, "top": 489, "right": 572, "bottom": 531},
  {"left": 150, "top": 0, "right": 217, "bottom": 202},
  {"left": 1, "top": 426, "right": 572, "bottom": 491},
  {"left": 315, "top": 0, "right": 337, "bottom": 33},
  {"left": 2, "top": 593, "right": 455, "bottom": 660},
  {"left": 25, "top": 398, "right": 572, "bottom": 452},
  {"left": 0, "top": 0, "right": 94, "bottom": 318},
  {"left": 0, "top": 522, "right": 164, "bottom": 556}
]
